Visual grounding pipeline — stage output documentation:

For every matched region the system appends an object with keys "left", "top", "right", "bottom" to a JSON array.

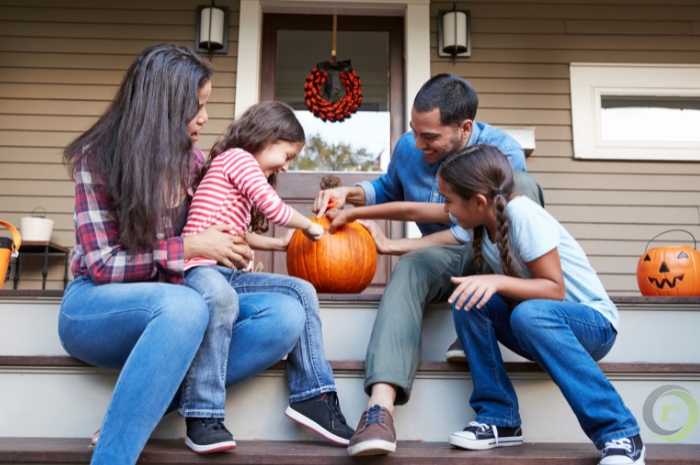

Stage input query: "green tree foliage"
[{"left": 290, "top": 134, "right": 380, "bottom": 172}]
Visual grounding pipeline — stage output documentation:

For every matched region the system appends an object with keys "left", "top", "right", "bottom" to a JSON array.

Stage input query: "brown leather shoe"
[
  {"left": 347, "top": 405, "right": 396, "bottom": 456},
  {"left": 446, "top": 337, "right": 467, "bottom": 362}
]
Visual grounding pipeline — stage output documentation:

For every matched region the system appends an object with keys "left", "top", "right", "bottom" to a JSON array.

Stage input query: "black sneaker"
[
  {"left": 285, "top": 392, "right": 355, "bottom": 445},
  {"left": 599, "top": 434, "right": 646, "bottom": 464},
  {"left": 185, "top": 418, "right": 236, "bottom": 454},
  {"left": 449, "top": 421, "right": 523, "bottom": 450}
]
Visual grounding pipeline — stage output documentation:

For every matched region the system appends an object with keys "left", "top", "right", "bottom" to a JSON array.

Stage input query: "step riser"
[
  {"left": 2, "top": 300, "right": 700, "bottom": 363},
  {"left": 2, "top": 367, "right": 699, "bottom": 445}
]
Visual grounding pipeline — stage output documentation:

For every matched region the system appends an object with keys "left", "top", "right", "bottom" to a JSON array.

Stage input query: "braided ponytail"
[{"left": 493, "top": 193, "right": 518, "bottom": 278}]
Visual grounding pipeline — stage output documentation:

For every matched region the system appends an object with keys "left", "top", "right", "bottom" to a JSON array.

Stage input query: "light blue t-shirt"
[{"left": 476, "top": 196, "right": 619, "bottom": 331}]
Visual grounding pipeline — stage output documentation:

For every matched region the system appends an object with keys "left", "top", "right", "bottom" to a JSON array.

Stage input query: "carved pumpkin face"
[{"left": 637, "top": 245, "right": 700, "bottom": 296}]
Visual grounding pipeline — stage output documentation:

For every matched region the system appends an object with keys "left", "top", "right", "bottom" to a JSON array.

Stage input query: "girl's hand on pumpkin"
[
  {"left": 448, "top": 275, "right": 501, "bottom": 311},
  {"left": 356, "top": 220, "right": 391, "bottom": 254},
  {"left": 303, "top": 222, "right": 325, "bottom": 242}
]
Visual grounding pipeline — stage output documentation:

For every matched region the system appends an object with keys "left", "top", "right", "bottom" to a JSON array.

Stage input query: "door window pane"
[
  {"left": 601, "top": 96, "right": 700, "bottom": 142},
  {"left": 275, "top": 29, "right": 390, "bottom": 172}
]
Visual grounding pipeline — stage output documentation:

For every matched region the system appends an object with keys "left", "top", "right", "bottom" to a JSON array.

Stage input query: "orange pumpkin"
[
  {"left": 286, "top": 216, "right": 377, "bottom": 294},
  {"left": 637, "top": 233, "right": 700, "bottom": 296}
]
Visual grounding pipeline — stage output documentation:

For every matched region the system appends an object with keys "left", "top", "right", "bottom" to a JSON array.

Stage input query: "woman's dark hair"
[
  {"left": 438, "top": 144, "right": 518, "bottom": 279},
  {"left": 63, "top": 44, "right": 213, "bottom": 251},
  {"left": 199, "top": 101, "right": 305, "bottom": 234},
  {"left": 413, "top": 73, "right": 479, "bottom": 127}
]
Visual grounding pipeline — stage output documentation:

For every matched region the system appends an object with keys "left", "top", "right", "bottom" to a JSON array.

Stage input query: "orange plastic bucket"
[{"left": 0, "top": 220, "right": 21, "bottom": 290}]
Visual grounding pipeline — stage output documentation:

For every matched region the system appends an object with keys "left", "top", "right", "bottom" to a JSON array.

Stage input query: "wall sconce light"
[
  {"left": 438, "top": 6, "right": 471, "bottom": 62},
  {"left": 195, "top": 2, "right": 229, "bottom": 57}
]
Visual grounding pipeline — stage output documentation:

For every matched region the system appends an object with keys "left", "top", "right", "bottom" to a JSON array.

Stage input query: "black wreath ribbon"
[
  {"left": 317, "top": 60, "right": 353, "bottom": 101},
  {"left": 303, "top": 60, "right": 362, "bottom": 123}
]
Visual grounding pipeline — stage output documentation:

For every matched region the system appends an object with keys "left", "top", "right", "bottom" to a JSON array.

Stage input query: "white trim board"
[
  {"left": 570, "top": 63, "right": 700, "bottom": 162},
  {"left": 235, "top": 0, "right": 431, "bottom": 125}
]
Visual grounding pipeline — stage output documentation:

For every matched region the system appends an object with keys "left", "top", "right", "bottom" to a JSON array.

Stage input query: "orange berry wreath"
[{"left": 303, "top": 60, "right": 363, "bottom": 123}]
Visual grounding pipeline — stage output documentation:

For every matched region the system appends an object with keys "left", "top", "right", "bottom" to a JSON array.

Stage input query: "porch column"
[
  {"left": 235, "top": 0, "right": 263, "bottom": 117},
  {"left": 404, "top": 2, "right": 431, "bottom": 124}
]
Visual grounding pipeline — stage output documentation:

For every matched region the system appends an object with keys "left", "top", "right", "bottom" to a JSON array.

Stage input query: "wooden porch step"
[
  {"left": 2, "top": 355, "right": 699, "bottom": 375},
  {"left": 0, "top": 438, "right": 698, "bottom": 464}
]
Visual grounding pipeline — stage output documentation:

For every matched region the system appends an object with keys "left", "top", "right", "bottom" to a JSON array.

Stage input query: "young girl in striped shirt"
[{"left": 179, "top": 101, "right": 354, "bottom": 453}]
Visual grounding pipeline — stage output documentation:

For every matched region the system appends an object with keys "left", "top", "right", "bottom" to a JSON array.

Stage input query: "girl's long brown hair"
[
  {"left": 438, "top": 144, "right": 519, "bottom": 279},
  {"left": 197, "top": 101, "right": 305, "bottom": 234}
]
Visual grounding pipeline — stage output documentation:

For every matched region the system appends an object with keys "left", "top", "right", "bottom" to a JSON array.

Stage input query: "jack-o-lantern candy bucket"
[{"left": 637, "top": 229, "right": 700, "bottom": 296}]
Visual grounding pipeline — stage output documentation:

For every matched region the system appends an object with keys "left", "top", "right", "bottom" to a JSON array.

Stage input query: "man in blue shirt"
[{"left": 313, "top": 74, "right": 544, "bottom": 456}]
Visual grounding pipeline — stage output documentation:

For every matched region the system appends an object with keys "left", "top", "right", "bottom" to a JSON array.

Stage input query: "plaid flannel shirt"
[{"left": 70, "top": 148, "right": 205, "bottom": 285}]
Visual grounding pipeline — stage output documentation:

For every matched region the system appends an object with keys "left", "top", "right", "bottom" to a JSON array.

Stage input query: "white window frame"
[{"left": 570, "top": 63, "right": 700, "bottom": 161}]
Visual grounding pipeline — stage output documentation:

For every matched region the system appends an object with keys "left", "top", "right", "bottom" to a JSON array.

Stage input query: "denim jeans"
[
  {"left": 452, "top": 294, "right": 640, "bottom": 449},
  {"left": 58, "top": 275, "right": 305, "bottom": 465},
  {"left": 219, "top": 267, "right": 337, "bottom": 403},
  {"left": 179, "top": 266, "right": 238, "bottom": 418}
]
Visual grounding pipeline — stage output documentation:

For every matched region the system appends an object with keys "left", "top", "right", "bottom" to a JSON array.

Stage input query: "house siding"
[
  {"left": 0, "top": 0, "right": 240, "bottom": 289},
  {"left": 431, "top": 0, "right": 700, "bottom": 295},
  {"left": 2, "top": 0, "right": 700, "bottom": 293}
]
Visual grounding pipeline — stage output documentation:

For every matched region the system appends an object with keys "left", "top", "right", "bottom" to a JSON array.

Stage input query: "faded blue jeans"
[
  {"left": 179, "top": 266, "right": 238, "bottom": 418},
  {"left": 58, "top": 275, "right": 305, "bottom": 465},
  {"left": 220, "top": 267, "right": 337, "bottom": 403},
  {"left": 452, "top": 294, "right": 640, "bottom": 449}
]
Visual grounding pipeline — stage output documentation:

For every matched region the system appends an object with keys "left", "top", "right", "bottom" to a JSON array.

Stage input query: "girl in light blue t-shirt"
[{"left": 438, "top": 144, "right": 644, "bottom": 465}]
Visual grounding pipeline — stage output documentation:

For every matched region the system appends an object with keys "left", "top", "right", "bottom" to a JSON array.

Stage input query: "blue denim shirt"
[{"left": 357, "top": 121, "right": 526, "bottom": 243}]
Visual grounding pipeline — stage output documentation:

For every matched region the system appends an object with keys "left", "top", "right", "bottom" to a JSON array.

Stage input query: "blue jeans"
[
  {"left": 58, "top": 276, "right": 305, "bottom": 465},
  {"left": 180, "top": 266, "right": 238, "bottom": 418},
  {"left": 221, "top": 267, "right": 336, "bottom": 403},
  {"left": 452, "top": 295, "right": 640, "bottom": 449}
]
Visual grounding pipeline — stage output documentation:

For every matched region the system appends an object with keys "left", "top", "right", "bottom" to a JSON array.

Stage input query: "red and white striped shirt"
[{"left": 182, "top": 148, "right": 293, "bottom": 269}]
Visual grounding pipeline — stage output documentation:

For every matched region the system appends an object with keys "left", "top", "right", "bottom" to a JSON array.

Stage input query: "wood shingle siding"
[
  {"left": 0, "top": 0, "right": 240, "bottom": 289},
  {"left": 431, "top": 0, "right": 700, "bottom": 295}
]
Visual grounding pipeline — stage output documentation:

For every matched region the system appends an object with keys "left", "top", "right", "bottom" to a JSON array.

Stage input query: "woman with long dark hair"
[{"left": 59, "top": 44, "right": 305, "bottom": 464}]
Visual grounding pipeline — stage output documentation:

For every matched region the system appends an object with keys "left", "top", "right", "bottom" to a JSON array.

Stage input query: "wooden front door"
[{"left": 255, "top": 14, "right": 405, "bottom": 294}]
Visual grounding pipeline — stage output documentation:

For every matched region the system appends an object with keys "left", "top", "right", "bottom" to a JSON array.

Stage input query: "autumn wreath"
[{"left": 303, "top": 60, "right": 363, "bottom": 123}]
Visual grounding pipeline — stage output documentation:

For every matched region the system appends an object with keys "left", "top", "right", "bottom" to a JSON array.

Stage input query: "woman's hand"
[
  {"left": 448, "top": 274, "right": 503, "bottom": 311},
  {"left": 184, "top": 224, "right": 252, "bottom": 269}
]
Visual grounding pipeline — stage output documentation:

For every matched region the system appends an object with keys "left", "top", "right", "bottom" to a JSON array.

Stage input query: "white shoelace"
[
  {"left": 603, "top": 438, "right": 632, "bottom": 453},
  {"left": 468, "top": 421, "right": 499, "bottom": 444}
]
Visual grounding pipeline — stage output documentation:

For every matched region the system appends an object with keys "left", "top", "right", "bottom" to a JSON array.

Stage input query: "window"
[
  {"left": 261, "top": 14, "right": 404, "bottom": 173},
  {"left": 570, "top": 64, "right": 700, "bottom": 161}
]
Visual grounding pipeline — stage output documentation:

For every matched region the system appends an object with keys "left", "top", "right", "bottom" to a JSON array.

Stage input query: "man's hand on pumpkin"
[{"left": 313, "top": 187, "right": 347, "bottom": 218}]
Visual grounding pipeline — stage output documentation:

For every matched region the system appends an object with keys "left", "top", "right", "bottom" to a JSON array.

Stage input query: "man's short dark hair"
[{"left": 413, "top": 73, "right": 478, "bottom": 127}]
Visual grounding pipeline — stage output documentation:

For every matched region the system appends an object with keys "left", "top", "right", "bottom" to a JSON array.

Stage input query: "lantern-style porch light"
[
  {"left": 438, "top": 6, "right": 471, "bottom": 62},
  {"left": 195, "top": 2, "right": 229, "bottom": 57}
]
